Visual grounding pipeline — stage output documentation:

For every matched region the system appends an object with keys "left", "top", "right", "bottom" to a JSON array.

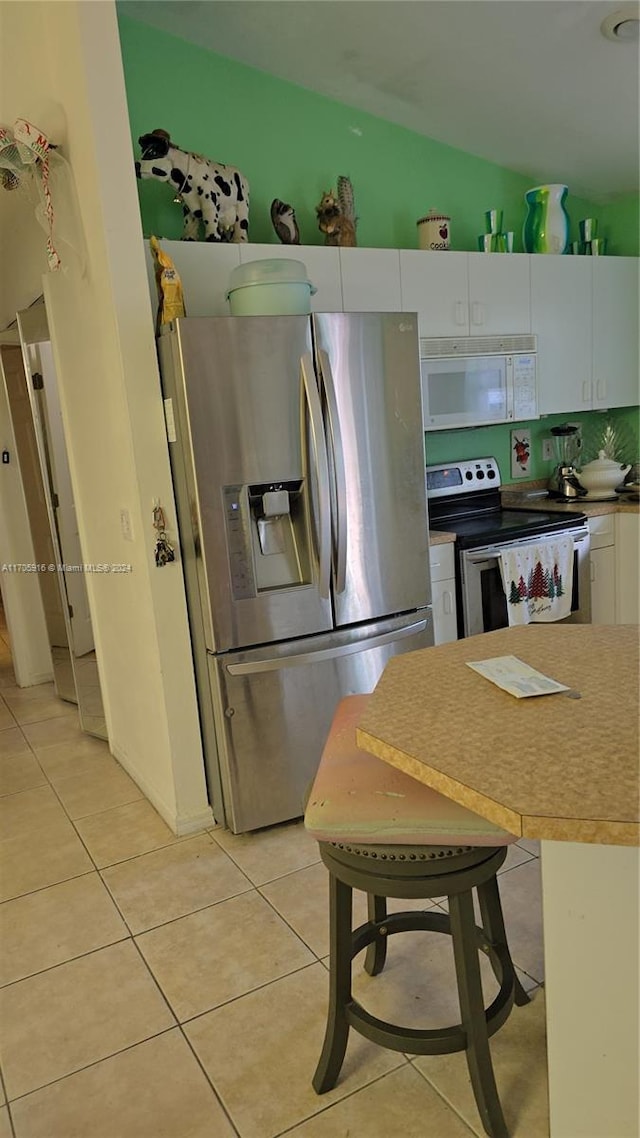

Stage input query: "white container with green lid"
[{"left": 226, "top": 258, "right": 317, "bottom": 315}]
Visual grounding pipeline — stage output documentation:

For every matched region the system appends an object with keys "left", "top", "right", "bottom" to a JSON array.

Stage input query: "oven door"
[{"left": 459, "top": 525, "right": 591, "bottom": 638}]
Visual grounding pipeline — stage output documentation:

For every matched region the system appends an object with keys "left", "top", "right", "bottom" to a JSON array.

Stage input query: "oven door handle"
[{"left": 463, "top": 526, "right": 590, "bottom": 562}]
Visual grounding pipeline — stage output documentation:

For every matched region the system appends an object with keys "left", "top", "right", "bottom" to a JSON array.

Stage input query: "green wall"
[
  {"left": 425, "top": 406, "right": 639, "bottom": 485},
  {"left": 117, "top": 15, "right": 638, "bottom": 484},
  {"left": 117, "top": 14, "right": 637, "bottom": 256}
]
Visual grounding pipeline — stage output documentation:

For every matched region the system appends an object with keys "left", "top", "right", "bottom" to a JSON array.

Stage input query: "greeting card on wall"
[{"left": 511, "top": 428, "right": 531, "bottom": 478}]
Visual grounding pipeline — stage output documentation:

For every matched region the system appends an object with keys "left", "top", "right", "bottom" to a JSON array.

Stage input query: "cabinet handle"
[
  {"left": 443, "top": 590, "right": 453, "bottom": 615},
  {"left": 582, "top": 380, "right": 591, "bottom": 404},
  {"left": 596, "top": 378, "right": 607, "bottom": 401},
  {"left": 590, "top": 562, "right": 596, "bottom": 583},
  {"left": 471, "top": 301, "right": 484, "bottom": 326},
  {"left": 454, "top": 301, "right": 466, "bottom": 326}
]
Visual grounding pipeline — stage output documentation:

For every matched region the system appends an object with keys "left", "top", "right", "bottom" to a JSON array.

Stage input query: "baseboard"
[
  {"left": 14, "top": 668, "right": 54, "bottom": 688},
  {"left": 110, "top": 737, "right": 214, "bottom": 836}
]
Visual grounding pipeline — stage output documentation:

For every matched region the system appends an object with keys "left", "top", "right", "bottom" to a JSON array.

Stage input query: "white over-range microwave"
[{"left": 420, "top": 334, "right": 538, "bottom": 431}]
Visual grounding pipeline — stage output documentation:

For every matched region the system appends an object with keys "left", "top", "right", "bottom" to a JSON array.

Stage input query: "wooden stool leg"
[
  {"left": 477, "top": 878, "right": 531, "bottom": 1007},
  {"left": 313, "top": 872, "right": 353, "bottom": 1093},
  {"left": 450, "top": 891, "right": 510, "bottom": 1138},
  {"left": 364, "top": 894, "right": 388, "bottom": 976}
]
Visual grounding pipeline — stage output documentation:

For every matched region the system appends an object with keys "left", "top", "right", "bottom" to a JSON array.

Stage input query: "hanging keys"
[{"left": 153, "top": 505, "right": 176, "bottom": 568}]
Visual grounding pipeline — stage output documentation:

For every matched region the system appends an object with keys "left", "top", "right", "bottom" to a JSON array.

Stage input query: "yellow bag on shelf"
[{"left": 150, "top": 236, "right": 186, "bottom": 332}]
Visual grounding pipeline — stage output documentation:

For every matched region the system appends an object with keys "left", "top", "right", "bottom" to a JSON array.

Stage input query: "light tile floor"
[{"left": 0, "top": 608, "right": 550, "bottom": 1137}]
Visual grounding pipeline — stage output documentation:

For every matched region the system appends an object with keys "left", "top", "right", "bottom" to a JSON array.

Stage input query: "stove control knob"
[
  {"left": 487, "top": 469, "right": 496, "bottom": 479},
  {"left": 465, "top": 471, "right": 473, "bottom": 480},
  {"left": 477, "top": 470, "right": 485, "bottom": 479}
]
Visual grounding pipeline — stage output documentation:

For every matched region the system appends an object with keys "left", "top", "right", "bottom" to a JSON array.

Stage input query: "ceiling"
[{"left": 118, "top": 0, "right": 639, "bottom": 203}]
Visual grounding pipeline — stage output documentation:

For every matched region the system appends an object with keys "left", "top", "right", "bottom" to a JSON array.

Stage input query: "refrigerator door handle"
[
  {"left": 300, "top": 352, "right": 331, "bottom": 599},
  {"left": 225, "top": 618, "right": 429, "bottom": 674},
  {"left": 317, "top": 348, "right": 348, "bottom": 594}
]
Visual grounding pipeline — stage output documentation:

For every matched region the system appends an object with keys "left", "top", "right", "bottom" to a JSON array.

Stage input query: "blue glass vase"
[{"left": 523, "top": 184, "right": 569, "bottom": 254}]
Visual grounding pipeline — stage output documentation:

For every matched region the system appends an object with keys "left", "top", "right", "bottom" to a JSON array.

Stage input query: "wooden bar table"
[{"left": 357, "top": 624, "right": 639, "bottom": 1138}]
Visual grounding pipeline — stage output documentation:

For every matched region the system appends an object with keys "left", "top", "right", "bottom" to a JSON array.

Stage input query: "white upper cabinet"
[
  {"left": 399, "top": 251, "right": 469, "bottom": 335},
  {"left": 339, "top": 248, "right": 402, "bottom": 311},
  {"left": 145, "top": 245, "right": 637, "bottom": 420},
  {"left": 531, "top": 256, "right": 593, "bottom": 414},
  {"left": 145, "top": 240, "right": 241, "bottom": 316},
  {"left": 592, "top": 257, "right": 639, "bottom": 410},
  {"left": 399, "top": 251, "right": 530, "bottom": 337},
  {"left": 533, "top": 256, "right": 639, "bottom": 415}
]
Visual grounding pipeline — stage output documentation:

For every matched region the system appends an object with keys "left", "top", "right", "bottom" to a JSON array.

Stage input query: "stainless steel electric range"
[{"left": 426, "top": 456, "right": 591, "bottom": 638}]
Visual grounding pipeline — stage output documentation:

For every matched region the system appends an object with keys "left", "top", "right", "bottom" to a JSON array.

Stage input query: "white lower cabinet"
[
  {"left": 429, "top": 541, "right": 458, "bottom": 645},
  {"left": 615, "top": 513, "right": 639, "bottom": 624},
  {"left": 588, "top": 514, "right": 616, "bottom": 624}
]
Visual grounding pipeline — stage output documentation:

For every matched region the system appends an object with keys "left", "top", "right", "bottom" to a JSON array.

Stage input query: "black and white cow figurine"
[{"left": 135, "top": 129, "right": 249, "bottom": 243}]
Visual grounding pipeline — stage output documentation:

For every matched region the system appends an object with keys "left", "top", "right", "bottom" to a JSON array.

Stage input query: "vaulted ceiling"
[{"left": 118, "top": 0, "right": 640, "bottom": 203}]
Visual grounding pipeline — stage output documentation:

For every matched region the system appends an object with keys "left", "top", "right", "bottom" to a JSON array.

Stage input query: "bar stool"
[{"left": 304, "top": 694, "right": 530, "bottom": 1138}]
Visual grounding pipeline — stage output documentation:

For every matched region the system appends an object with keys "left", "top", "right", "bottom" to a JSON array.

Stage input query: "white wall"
[{"left": 0, "top": 0, "right": 212, "bottom": 833}]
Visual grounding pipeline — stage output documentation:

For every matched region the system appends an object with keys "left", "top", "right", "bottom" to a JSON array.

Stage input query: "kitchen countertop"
[
  {"left": 428, "top": 529, "right": 457, "bottom": 546},
  {"left": 501, "top": 481, "right": 639, "bottom": 517},
  {"left": 357, "top": 623, "right": 639, "bottom": 846}
]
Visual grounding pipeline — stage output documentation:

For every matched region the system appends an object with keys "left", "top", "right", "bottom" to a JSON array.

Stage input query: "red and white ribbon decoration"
[{"left": 0, "top": 118, "right": 61, "bottom": 270}]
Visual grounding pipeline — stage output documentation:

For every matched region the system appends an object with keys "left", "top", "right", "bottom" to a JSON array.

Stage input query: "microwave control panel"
[{"left": 511, "top": 354, "right": 537, "bottom": 419}]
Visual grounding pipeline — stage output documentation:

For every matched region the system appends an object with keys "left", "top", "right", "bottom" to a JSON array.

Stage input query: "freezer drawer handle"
[{"left": 226, "top": 618, "right": 429, "bottom": 675}]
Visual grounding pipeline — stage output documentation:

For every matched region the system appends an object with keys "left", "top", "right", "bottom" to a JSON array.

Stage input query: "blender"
[{"left": 548, "top": 424, "right": 586, "bottom": 499}]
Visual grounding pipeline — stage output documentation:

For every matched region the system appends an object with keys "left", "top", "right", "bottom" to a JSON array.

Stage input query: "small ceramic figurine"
[
  {"left": 316, "top": 176, "right": 357, "bottom": 247},
  {"left": 270, "top": 198, "right": 300, "bottom": 244}
]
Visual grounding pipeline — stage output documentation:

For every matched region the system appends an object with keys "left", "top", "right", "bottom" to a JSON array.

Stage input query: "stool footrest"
[
  {"left": 349, "top": 910, "right": 516, "bottom": 1055},
  {"left": 347, "top": 999, "right": 467, "bottom": 1055}
]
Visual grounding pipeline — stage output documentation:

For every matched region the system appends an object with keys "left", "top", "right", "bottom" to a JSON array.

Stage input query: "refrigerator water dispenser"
[{"left": 248, "top": 481, "right": 309, "bottom": 591}]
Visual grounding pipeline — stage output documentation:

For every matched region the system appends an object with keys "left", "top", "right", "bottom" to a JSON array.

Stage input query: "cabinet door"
[
  {"left": 339, "top": 248, "right": 401, "bottom": 312},
  {"left": 145, "top": 240, "right": 241, "bottom": 317},
  {"left": 592, "top": 258, "right": 640, "bottom": 409},
  {"left": 238, "top": 243, "right": 343, "bottom": 312},
  {"left": 467, "top": 252, "right": 531, "bottom": 334},
  {"left": 399, "top": 251, "right": 469, "bottom": 336},
  {"left": 431, "top": 578, "right": 458, "bottom": 645},
  {"left": 590, "top": 547, "right": 616, "bottom": 624},
  {"left": 615, "top": 513, "right": 639, "bottom": 624},
  {"left": 531, "top": 257, "right": 593, "bottom": 414},
  {"left": 429, "top": 542, "right": 458, "bottom": 645}
]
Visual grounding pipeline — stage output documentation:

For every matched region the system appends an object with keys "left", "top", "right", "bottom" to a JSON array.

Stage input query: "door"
[
  {"left": 0, "top": 345, "right": 76, "bottom": 701},
  {"left": 313, "top": 312, "right": 430, "bottom": 628},
  {"left": 160, "top": 317, "right": 334, "bottom": 653},
  {"left": 208, "top": 611, "right": 433, "bottom": 832},
  {"left": 23, "top": 341, "right": 94, "bottom": 656}
]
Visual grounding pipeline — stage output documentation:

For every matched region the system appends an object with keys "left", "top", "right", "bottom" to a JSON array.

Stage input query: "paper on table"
[{"left": 466, "top": 655, "right": 570, "bottom": 698}]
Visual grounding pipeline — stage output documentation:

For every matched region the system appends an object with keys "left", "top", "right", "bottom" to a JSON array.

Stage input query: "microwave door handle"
[
  {"left": 317, "top": 348, "right": 348, "bottom": 594},
  {"left": 300, "top": 352, "right": 331, "bottom": 599}
]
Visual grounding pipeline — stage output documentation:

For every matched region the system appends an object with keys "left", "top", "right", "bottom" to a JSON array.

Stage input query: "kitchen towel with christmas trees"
[{"left": 499, "top": 536, "right": 574, "bottom": 625}]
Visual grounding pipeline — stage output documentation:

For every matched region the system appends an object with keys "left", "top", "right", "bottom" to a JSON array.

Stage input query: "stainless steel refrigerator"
[{"left": 158, "top": 312, "right": 432, "bottom": 832}]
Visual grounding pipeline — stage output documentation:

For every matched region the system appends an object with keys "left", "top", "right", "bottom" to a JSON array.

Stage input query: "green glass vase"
[{"left": 523, "top": 184, "right": 569, "bottom": 254}]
